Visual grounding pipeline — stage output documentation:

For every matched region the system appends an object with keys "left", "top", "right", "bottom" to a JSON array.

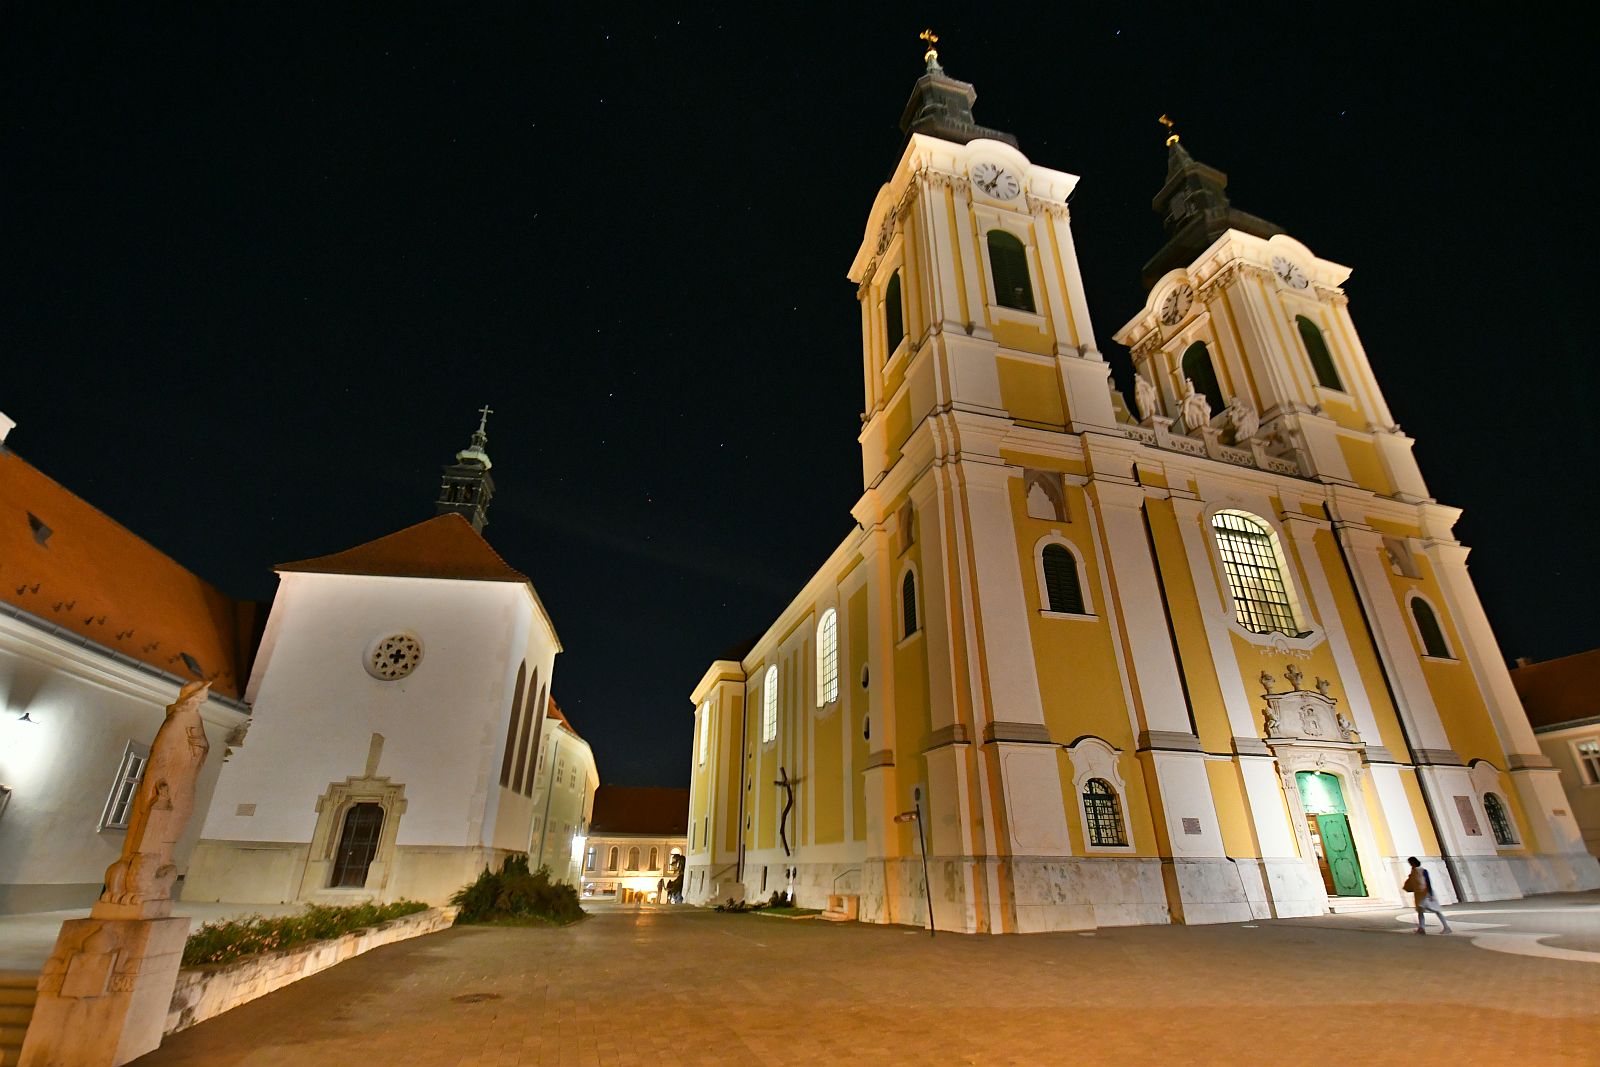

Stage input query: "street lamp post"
[{"left": 894, "top": 790, "right": 935, "bottom": 938}]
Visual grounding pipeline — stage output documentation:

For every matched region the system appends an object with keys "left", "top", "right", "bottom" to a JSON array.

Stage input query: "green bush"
[
  {"left": 182, "top": 900, "right": 429, "bottom": 967},
  {"left": 449, "top": 853, "right": 583, "bottom": 925}
]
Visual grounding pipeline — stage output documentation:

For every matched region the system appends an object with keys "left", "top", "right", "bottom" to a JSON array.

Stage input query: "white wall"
[{"left": 199, "top": 571, "right": 557, "bottom": 850}]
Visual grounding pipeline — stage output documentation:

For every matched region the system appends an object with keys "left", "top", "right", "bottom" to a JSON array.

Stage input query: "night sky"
[{"left": 3, "top": 9, "right": 1592, "bottom": 788}]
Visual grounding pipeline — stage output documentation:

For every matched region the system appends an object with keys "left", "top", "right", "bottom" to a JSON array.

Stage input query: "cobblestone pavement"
[{"left": 135, "top": 895, "right": 1600, "bottom": 1067}]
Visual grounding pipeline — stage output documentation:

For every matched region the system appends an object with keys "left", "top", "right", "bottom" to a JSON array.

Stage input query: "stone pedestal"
[{"left": 20, "top": 915, "right": 191, "bottom": 1066}]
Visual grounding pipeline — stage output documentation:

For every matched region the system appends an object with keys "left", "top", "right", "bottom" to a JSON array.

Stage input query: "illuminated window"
[
  {"left": 627, "top": 847, "right": 640, "bottom": 870},
  {"left": 1296, "top": 315, "right": 1343, "bottom": 391},
  {"left": 1041, "top": 544, "right": 1085, "bottom": 615},
  {"left": 987, "top": 230, "right": 1034, "bottom": 312},
  {"left": 649, "top": 847, "right": 659, "bottom": 870},
  {"left": 762, "top": 667, "right": 778, "bottom": 743},
  {"left": 607, "top": 846, "right": 618, "bottom": 871},
  {"left": 1212, "top": 512, "right": 1299, "bottom": 636},
  {"left": 816, "top": 609, "right": 839, "bottom": 707},
  {"left": 697, "top": 701, "right": 711, "bottom": 765},
  {"left": 885, "top": 270, "right": 905, "bottom": 355},
  {"left": 1410, "top": 597, "right": 1451, "bottom": 659},
  {"left": 1576, "top": 739, "right": 1600, "bottom": 786},
  {"left": 1482, "top": 792, "right": 1517, "bottom": 847},
  {"left": 902, "top": 571, "right": 918, "bottom": 639},
  {"left": 1082, "top": 778, "right": 1127, "bottom": 847},
  {"left": 1182, "top": 341, "right": 1224, "bottom": 416},
  {"left": 100, "top": 741, "right": 150, "bottom": 831}
]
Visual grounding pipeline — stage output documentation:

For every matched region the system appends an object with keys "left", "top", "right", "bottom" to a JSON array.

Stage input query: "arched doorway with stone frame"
[
  {"left": 297, "top": 734, "right": 409, "bottom": 902},
  {"left": 1262, "top": 680, "right": 1398, "bottom": 908}
]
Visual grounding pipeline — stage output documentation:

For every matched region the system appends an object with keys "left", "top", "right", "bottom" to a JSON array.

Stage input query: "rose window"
[{"left": 367, "top": 634, "right": 423, "bottom": 680}]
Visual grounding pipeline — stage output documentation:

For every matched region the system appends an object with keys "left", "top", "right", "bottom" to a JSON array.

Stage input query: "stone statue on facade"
[
  {"left": 1133, "top": 372, "right": 1159, "bottom": 422},
  {"left": 1282, "top": 663, "right": 1304, "bottom": 691},
  {"left": 1336, "top": 712, "right": 1356, "bottom": 742},
  {"left": 1258, "top": 670, "right": 1276, "bottom": 694},
  {"left": 99, "top": 680, "right": 211, "bottom": 918},
  {"left": 1177, "top": 377, "right": 1211, "bottom": 434},
  {"left": 1225, "top": 394, "right": 1259, "bottom": 443}
]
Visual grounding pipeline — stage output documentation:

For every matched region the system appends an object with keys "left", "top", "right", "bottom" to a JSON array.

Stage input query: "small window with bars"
[
  {"left": 1574, "top": 739, "right": 1600, "bottom": 786},
  {"left": 100, "top": 741, "right": 151, "bottom": 831},
  {"left": 1082, "top": 778, "right": 1127, "bottom": 847},
  {"left": 1211, "top": 512, "right": 1300, "bottom": 636},
  {"left": 1041, "top": 544, "right": 1086, "bottom": 615},
  {"left": 1482, "top": 792, "right": 1517, "bottom": 847}
]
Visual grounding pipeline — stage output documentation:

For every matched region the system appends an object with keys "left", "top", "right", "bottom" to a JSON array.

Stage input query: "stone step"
[
  {"left": 0, "top": 1024, "right": 28, "bottom": 1049},
  {"left": 0, "top": 974, "right": 36, "bottom": 990},
  {"left": 0, "top": 989, "right": 33, "bottom": 1008},
  {"left": 0, "top": 1007, "right": 28, "bottom": 1027},
  {"left": 1327, "top": 897, "right": 1400, "bottom": 914},
  {"left": 1, "top": 1047, "right": 22, "bottom": 1067}
]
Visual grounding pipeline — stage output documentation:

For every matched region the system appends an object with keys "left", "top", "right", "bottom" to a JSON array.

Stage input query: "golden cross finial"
[
  {"left": 476, "top": 404, "right": 494, "bottom": 434},
  {"left": 920, "top": 28, "right": 940, "bottom": 69},
  {"left": 1158, "top": 114, "right": 1180, "bottom": 148}
]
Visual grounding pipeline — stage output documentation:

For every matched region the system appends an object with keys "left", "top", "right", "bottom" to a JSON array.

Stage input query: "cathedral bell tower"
[{"left": 435, "top": 406, "right": 496, "bottom": 532}]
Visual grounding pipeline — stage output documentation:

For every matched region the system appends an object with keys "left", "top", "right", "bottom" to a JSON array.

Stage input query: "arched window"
[
  {"left": 627, "top": 847, "right": 640, "bottom": 870},
  {"left": 986, "top": 230, "right": 1035, "bottom": 312},
  {"left": 885, "top": 270, "right": 905, "bottom": 355},
  {"left": 697, "top": 701, "right": 711, "bottom": 765},
  {"left": 1483, "top": 792, "right": 1517, "bottom": 847},
  {"left": 901, "top": 571, "right": 919, "bottom": 639},
  {"left": 1081, "top": 779, "right": 1127, "bottom": 847},
  {"left": 762, "top": 666, "right": 779, "bottom": 743},
  {"left": 499, "top": 661, "right": 527, "bottom": 788},
  {"left": 513, "top": 668, "right": 540, "bottom": 795},
  {"left": 1411, "top": 597, "right": 1451, "bottom": 659},
  {"left": 1041, "top": 544, "right": 1085, "bottom": 615},
  {"left": 1211, "top": 512, "right": 1299, "bottom": 636},
  {"left": 816, "top": 609, "right": 839, "bottom": 707},
  {"left": 607, "top": 846, "right": 618, "bottom": 871},
  {"left": 1296, "top": 315, "right": 1343, "bottom": 391},
  {"left": 649, "top": 847, "right": 659, "bottom": 870},
  {"left": 1182, "top": 341, "right": 1224, "bottom": 416}
]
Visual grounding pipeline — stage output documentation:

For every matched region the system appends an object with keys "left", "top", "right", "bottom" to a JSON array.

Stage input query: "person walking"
[{"left": 1402, "top": 856, "right": 1452, "bottom": 934}]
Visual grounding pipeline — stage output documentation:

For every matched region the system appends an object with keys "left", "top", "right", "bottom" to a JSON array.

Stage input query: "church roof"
[
  {"left": 588, "top": 786, "right": 690, "bottom": 837},
  {"left": 546, "top": 695, "right": 580, "bottom": 738},
  {"left": 1512, "top": 649, "right": 1600, "bottom": 730},
  {"left": 276, "top": 512, "right": 529, "bottom": 584},
  {"left": 0, "top": 444, "right": 256, "bottom": 699}
]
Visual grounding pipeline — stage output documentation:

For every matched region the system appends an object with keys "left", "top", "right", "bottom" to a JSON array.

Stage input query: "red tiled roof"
[
  {"left": 277, "top": 512, "right": 528, "bottom": 583},
  {"left": 0, "top": 447, "right": 254, "bottom": 698},
  {"left": 588, "top": 786, "right": 689, "bottom": 836},
  {"left": 546, "top": 696, "right": 579, "bottom": 739},
  {"left": 1511, "top": 649, "right": 1600, "bottom": 730}
]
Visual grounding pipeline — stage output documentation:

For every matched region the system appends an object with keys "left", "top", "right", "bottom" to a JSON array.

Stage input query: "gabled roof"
[
  {"left": 588, "top": 786, "right": 689, "bottom": 836},
  {"left": 546, "top": 695, "right": 580, "bottom": 739},
  {"left": 1511, "top": 649, "right": 1600, "bottom": 730},
  {"left": 277, "top": 512, "right": 528, "bottom": 583},
  {"left": 0, "top": 445, "right": 254, "bottom": 698}
]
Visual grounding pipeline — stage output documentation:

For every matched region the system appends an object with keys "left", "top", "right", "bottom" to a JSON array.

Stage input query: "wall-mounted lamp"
[{"left": 17, "top": 712, "right": 37, "bottom": 724}]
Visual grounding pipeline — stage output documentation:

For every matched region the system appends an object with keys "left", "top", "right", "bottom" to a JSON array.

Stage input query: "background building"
[
  {"left": 183, "top": 420, "right": 572, "bottom": 906},
  {"left": 1513, "top": 650, "right": 1600, "bottom": 858},
  {"left": 582, "top": 786, "right": 687, "bottom": 900},
  {"left": 683, "top": 57, "right": 1599, "bottom": 932},
  {"left": 0, "top": 413, "right": 254, "bottom": 914},
  {"left": 526, "top": 698, "right": 598, "bottom": 886}
]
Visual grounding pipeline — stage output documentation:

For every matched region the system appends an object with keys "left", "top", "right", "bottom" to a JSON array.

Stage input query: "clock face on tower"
[
  {"left": 1271, "top": 256, "right": 1310, "bottom": 289},
  {"left": 971, "top": 162, "right": 1021, "bottom": 200},
  {"left": 1159, "top": 283, "right": 1194, "bottom": 325}
]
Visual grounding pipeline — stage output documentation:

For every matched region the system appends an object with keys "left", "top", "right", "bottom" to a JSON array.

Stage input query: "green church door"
[{"left": 1315, "top": 813, "right": 1366, "bottom": 897}]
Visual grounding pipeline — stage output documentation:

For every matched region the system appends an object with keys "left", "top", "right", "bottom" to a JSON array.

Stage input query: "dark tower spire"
[
  {"left": 898, "top": 31, "right": 1018, "bottom": 150},
  {"left": 1140, "top": 116, "right": 1282, "bottom": 289},
  {"left": 435, "top": 406, "right": 496, "bottom": 533}
]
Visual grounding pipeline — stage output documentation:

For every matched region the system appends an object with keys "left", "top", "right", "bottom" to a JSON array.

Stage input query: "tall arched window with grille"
[
  {"left": 1483, "top": 792, "right": 1517, "bottom": 846},
  {"left": 1041, "top": 544, "right": 1085, "bottom": 615},
  {"left": 607, "top": 846, "right": 618, "bottom": 871},
  {"left": 816, "top": 609, "right": 839, "bottom": 707},
  {"left": 1182, "top": 341, "right": 1224, "bottom": 415},
  {"left": 901, "top": 571, "right": 919, "bottom": 639},
  {"left": 1410, "top": 597, "right": 1451, "bottom": 658},
  {"left": 885, "top": 270, "right": 905, "bottom": 355},
  {"left": 762, "top": 666, "right": 779, "bottom": 743},
  {"left": 1081, "top": 778, "right": 1127, "bottom": 847},
  {"left": 697, "top": 701, "right": 711, "bottom": 765},
  {"left": 627, "top": 847, "right": 640, "bottom": 870},
  {"left": 649, "top": 847, "right": 659, "bottom": 870},
  {"left": 1211, "top": 512, "right": 1299, "bottom": 636},
  {"left": 1296, "top": 315, "right": 1343, "bottom": 391},
  {"left": 986, "top": 230, "right": 1035, "bottom": 312},
  {"left": 499, "top": 661, "right": 527, "bottom": 788}
]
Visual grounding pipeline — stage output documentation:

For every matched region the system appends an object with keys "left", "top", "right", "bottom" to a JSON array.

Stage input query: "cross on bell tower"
[{"left": 435, "top": 405, "right": 496, "bottom": 533}]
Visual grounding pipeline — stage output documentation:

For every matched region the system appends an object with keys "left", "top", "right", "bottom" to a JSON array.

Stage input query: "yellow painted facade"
[{"left": 681, "top": 59, "right": 1598, "bottom": 931}]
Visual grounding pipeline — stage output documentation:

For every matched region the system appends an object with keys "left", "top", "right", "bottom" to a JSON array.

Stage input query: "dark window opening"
[
  {"left": 27, "top": 513, "right": 52, "bottom": 546},
  {"left": 331, "top": 802, "right": 385, "bottom": 888},
  {"left": 1411, "top": 599, "right": 1450, "bottom": 659},
  {"left": 986, "top": 230, "right": 1035, "bottom": 312},
  {"left": 1082, "top": 778, "right": 1127, "bottom": 847},
  {"left": 901, "top": 572, "right": 918, "bottom": 639},
  {"left": 1181, "top": 341, "right": 1225, "bottom": 416},
  {"left": 1042, "top": 545, "right": 1086, "bottom": 615},
  {"left": 885, "top": 270, "right": 905, "bottom": 355},
  {"left": 179, "top": 652, "right": 204, "bottom": 678},
  {"left": 1296, "top": 315, "right": 1343, "bottom": 391}
]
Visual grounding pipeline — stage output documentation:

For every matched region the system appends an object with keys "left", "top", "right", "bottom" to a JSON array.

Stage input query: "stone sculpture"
[
  {"left": 99, "top": 680, "right": 211, "bottom": 919},
  {"left": 1177, "top": 377, "right": 1211, "bottom": 433},
  {"left": 1225, "top": 394, "right": 1259, "bottom": 443},
  {"left": 1133, "top": 372, "right": 1159, "bottom": 421}
]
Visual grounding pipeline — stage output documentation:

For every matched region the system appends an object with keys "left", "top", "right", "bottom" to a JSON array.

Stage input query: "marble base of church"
[
  {"left": 180, "top": 841, "right": 520, "bottom": 907},
  {"left": 1451, "top": 850, "right": 1600, "bottom": 902}
]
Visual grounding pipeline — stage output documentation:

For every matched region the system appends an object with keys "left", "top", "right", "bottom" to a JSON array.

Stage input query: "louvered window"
[
  {"left": 1411, "top": 598, "right": 1451, "bottom": 659},
  {"left": 986, "top": 231, "right": 1034, "bottom": 312},
  {"left": 1212, "top": 513, "right": 1299, "bottom": 636},
  {"left": 902, "top": 572, "right": 918, "bottom": 639},
  {"left": 1041, "top": 545, "right": 1085, "bottom": 615}
]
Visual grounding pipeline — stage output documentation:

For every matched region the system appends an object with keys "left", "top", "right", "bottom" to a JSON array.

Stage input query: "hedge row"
[{"left": 181, "top": 900, "right": 429, "bottom": 967}]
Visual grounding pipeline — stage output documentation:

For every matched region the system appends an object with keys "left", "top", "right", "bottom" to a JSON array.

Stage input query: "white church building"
[{"left": 183, "top": 414, "right": 587, "bottom": 907}]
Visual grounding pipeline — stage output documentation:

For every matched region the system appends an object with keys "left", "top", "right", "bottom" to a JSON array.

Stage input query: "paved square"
[{"left": 136, "top": 894, "right": 1600, "bottom": 1066}]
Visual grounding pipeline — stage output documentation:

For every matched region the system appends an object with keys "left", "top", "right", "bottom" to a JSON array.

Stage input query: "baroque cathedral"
[{"left": 681, "top": 48, "right": 1600, "bottom": 932}]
